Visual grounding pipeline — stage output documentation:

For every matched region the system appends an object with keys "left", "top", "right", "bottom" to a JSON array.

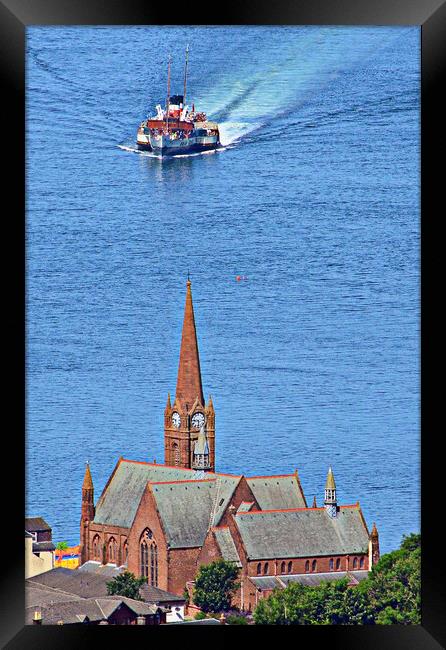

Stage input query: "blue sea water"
[{"left": 26, "top": 26, "right": 420, "bottom": 554}]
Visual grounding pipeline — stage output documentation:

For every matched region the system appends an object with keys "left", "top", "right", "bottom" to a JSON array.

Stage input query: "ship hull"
[{"left": 136, "top": 141, "right": 221, "bottom": 156}]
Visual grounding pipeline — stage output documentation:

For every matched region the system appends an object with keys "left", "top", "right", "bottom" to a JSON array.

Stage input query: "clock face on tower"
[
  {"left": 172, "top": 412, "right": 181, "bottom": 428},
  {"left": 191, "top": 412, "right": 205, "bottom": 429}
]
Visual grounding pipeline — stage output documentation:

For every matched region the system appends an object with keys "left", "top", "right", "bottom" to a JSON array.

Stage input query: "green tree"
[
  {"left": 193, "top": 559, "right": 240, "bottom": 613},
  {"left": 55, "top": 541, "right": 69, "bottom": 563},
  {"left": 106, "top": 571, "right": 146, "bottom": 601},
  {"left": 254, "top": 534, "right": 420, "bottom": 625}
]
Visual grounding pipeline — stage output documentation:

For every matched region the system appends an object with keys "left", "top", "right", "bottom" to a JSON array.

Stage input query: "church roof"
[
  {"left": 93, "top": 458, "right": 241, "bottom": 539},
  {"left": 93, "top": 460, "right": 209, "bottom": 529},
  {"left": 151, "top": 474, "right": 241, "bottom": 548},
  {"left": 246, "top": 475, "right": 306, "bottom": 510},
  {"left": 213, "top": 527, "right": 242, "bottom": 567},
  {"left": 234, "top": 506, "right": 369, "bottom": 560}
]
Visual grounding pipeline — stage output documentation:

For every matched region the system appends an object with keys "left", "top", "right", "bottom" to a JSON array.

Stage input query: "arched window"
[
  {"left": 311, "top": 560, "right": 317, "bottom": 572},
  {"left": 280, "top": 561, "right": 286, "bottom": 573},
  {"left": 123, "top": 540, "right": 128, "bottom": 564},
  {"left": 140, "top": 529, "right": 158, "bottom": 586},
  {"left": 92, "top": 534, "right": 100, "bottom": 561},
  {"left": 305, "top": 560, "right": 310, "bottom": 573},
  {"left": 263, "top": 562, "right": 269, "bottom": 575},
  {"left": 360, "top": 557, "right": 364, "bottom": 569},
  {"left": 353, "top": 557, "right": 358, "bottom": 569},
  {"left": 108, "top": 537, "right": 117, "bottom": 563},
  {"left": 329, "top": 558, "right": 334, "bottom": 570},
  {"left": 172, "top": 442, "right": 180, "bottom": 467},
  {"left": 256, "top": 563, "right": 261, "bottom": 575},
  {"left": 336, "top": 558, "right": 341, "bottom": 570},
  {"left": 287, "top": 561, "right": 292, "bottom": 574}
]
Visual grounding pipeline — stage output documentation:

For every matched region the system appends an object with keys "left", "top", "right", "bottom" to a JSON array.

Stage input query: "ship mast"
[
  {"left": 165, "top": 54, "right": 171, "bottom": 134},
  {"left": 183, "top": 44, "right": 189, "bottom": 109}
]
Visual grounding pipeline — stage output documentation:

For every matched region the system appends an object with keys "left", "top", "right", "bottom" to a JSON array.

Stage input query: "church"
[{"left": 79, "top": 279, "right": 380, "bottom": 611}]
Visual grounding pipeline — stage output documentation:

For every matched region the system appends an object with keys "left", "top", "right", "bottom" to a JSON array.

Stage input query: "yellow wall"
[{"left": 25, "top": 537, "right": 54, "bottom": 578}]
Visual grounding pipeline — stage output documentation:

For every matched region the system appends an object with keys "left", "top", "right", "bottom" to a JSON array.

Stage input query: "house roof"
[
  {"left": 213, "top": 527, "right": 242, "bottom": 567},
  {"left": 25, "top": 593, "right": 159, "bottom": 625},
  {"left": 249, "top": 569, "right": 370, "bottom": 591},
  {"left": 25, "top": 517, "right": 51, "bottom": 532},
  {"left": 93, "top": 458, "right": 241, "bottom": 545},
  {"left": 27, "top": 566, "right": 183, "bottom": 607},
  {"left": 234, "top": 506, "right": 369, "bottom": 560},
  {"left": 246, "top": 475, "right": 306, "bottom": 510}
]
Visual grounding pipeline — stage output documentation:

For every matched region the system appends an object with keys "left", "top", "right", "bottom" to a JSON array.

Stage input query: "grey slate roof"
[
  {"left": 246, "top": 475, "right": 306, "bottom": 510},
  {"left": 213, "top": 527, "right": 242, "bottom": 567},
  {"left": 237, "top": 501, "right": 255, "bottom": 513},
  {"left": 27, "top": 567, "right": 115, "bottom": 599},
  {"left": 93, "top": 459, "right": 241, "bottom": 547},
  {"left": 94, "top": 460, "right": 201, "bottom": 529},
  {"left": 249, "top": 570, "right": 370, "bottom": 591},
  {"left": 25, "top": 593, "right": 158, "bottom": 625},
  {"left": 234, "top": 507, "right": 369, "bottom": 560},
  {"left": 151, "top": 480, "right": 215, "bottom": 548}
]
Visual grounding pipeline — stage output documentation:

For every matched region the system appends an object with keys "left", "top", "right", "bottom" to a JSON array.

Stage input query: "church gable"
[
  {"left": 246, "top": 472, "right": 307, "bottom": 511},
  {"left": 94, "top": 460, "right": 201, "bottom": 529}
]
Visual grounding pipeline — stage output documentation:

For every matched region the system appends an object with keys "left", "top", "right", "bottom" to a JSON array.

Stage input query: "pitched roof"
[
  {"left": 93, "top": 459, "right": 210, "bottom": 529},
  {"left": 234, "top": 506, "right": 369, "bottom": 560},
  {"left": 151, "top": 474, "right": 241, "bottom": 548},
  {"left": 25, "top": 517, "right": 51, "bottom": 532},
  {"left": 25, "top": 594, "right": 158, "bottom": 625},
  {"left": 27, "top": 567, "right": 114, "bottom": 599},
  {"left": 249, "top": 570, "right": 369, "bottom": 591},
  {"left": 94, "top": 458, "right": 241, "bottom": 543},
  {"left": 246, "top": 475, "right": 306, "bottom": 510},
  {"left": 213, "top": 527, "right": 242, "bottom": 567}
]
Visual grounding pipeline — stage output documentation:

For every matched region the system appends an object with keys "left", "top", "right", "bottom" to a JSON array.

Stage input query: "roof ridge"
[
  {"left": 150, "top": 478, "right": 216, "bottom": 486},
  {"left": 247, "top": 474, "right": 296, "bottom": 480},
  {"left": 236, "top": 506, "right": 326, "bottom": 516}
]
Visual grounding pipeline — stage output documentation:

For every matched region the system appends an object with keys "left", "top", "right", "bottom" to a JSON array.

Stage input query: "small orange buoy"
[{"left": 236, "top": 275, "right": 241, "bottom": 281}]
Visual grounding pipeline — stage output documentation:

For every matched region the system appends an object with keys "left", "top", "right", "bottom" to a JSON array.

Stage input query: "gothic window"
[
  {"left": 172, "top": 442, "right": 180, "bottom": 467},
  {"left": 353, "top": 557, "right": 358, "bottom": 569},
  {"left": 256, "top": 563, "right": 261, "bottom": 575},
  {"left": 263, "top": 563, "right": 269, "bottom": 575},
  {"left": 305, "top": 560, "right": 310, "bottom": 573},
  {"left": 140, "top": 529, "right": 157, "bottom": 586},
  {"left": 287, "top": 561, "right": 292, "bottom": 573},
  {"left": 311, "top": 560, "right": 317, "bottom": 572},
  {"left": 92, "top": 534, "right": 100, "bottom": 560},
  {"left": 108, "top": 537, "right": 117, "bottom": 563},
  {"left": 280, "top": 561, "right": 285, "bottom": 573},
  {"left": 329, "top": 558, "right": 334, "bottom": 570},
  {"left": 360, "top": 557, "right": 364, "bottom": 569},
  {"left": 336, "top": 558, "right": 341, "bottom": 570},
  {"left": 123, "top": 540, "right": 129, "bottom": 563}
]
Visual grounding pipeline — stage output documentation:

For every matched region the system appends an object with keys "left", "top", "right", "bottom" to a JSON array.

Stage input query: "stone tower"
[
  {"left": 164, "top": 279, "right": 215, "bottom": 471},
  {"left": 80, "top": 462, "right": 95, "bottom": 565}
]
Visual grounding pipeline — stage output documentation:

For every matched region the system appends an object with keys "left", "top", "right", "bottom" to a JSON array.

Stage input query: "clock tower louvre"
[{"left": 164, "top": 279, "right": 215, "bottom": 472}]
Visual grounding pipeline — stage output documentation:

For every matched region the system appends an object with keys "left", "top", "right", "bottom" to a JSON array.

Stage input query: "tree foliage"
[
  {"left": 193, "top": 559, "right": 240, "bottom": 613},
  {"left": 254, "top": 534, "right": 420, "bottom": 625},
  {"left": 106, "top": 571, "right": 146, "bottom": 601}
]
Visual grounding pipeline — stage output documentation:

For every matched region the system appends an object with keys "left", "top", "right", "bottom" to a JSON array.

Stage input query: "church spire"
[
  {"left": 324, "top": 466, "right": 337, "bottom": 518},
  {"left": 82, "top": 461, "right": 94, "bottom": 491},
  {"left": 175, "top": 278, "right": 204, "bottom": 411}
]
